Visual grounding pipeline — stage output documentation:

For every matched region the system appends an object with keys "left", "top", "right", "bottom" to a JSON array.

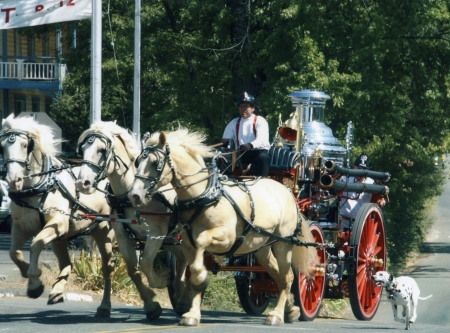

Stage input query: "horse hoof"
[
  {"left": 47, "top": 293, "right": 64, "bottom": 304},
  {"left": 179, "top": 317, "right": 199, "bottom": 326},
  {"left": 264, "top": 315, "right": 283, "bottom": 325},
  {"left": 146, "top": 303, "right": 162, "bottom": 321},
  {"left": 27, "top": 284, "right": 45, "bottom": 299},
  {"left": 285, "top": 308, "right": 300, "bottom": 323},
  {"left": 95, "top": 309, "right": 111, "bottom": 318}
]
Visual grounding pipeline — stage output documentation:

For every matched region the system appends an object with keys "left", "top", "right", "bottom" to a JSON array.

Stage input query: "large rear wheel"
[
  {"left": 292, "top": 221, "right": 326, "bottom": 321},
  {"left": 348, "top": 203, "right": 386, "bottom": 320}
]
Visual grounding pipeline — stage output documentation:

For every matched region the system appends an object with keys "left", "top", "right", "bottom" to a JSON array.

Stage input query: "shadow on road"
[{"left": 419, "top": 242, "right": 450, "bottom": 254}]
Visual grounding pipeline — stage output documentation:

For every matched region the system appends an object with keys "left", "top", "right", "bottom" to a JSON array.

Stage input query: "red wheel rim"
[
  {"left": 351, "top": 205, "right": 386, "bottom": 319},
  {"left": 299, "top": 223, "right": 325, "bottom": 318}
]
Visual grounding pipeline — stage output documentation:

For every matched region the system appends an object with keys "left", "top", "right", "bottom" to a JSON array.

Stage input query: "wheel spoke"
[{"left": 372, "top": 244, "right": 383, "bottom": 257}]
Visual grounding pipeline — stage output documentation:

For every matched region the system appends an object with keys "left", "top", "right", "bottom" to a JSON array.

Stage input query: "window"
[
  {"left": 32, "top": 98, "right": 40, "bottom": 112},
  {"left": 27, "top": 35, "right": 36, "bottom": 57},
  {"left": 42, "top": 32, "right": 49, "bottom": 57},
  {"left": 14, "top": 30, "right": 22, "bottom": 57},
  {"left": 45, "top": 98, "right": 52, "bottom": 112},
  {"left": 14, "top": 96, "right": 26, "bottom": 116}
]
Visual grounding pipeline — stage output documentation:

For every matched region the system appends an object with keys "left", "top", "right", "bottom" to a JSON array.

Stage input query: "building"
[{"left": 0, "top": 26, "right": 71, "bottom": 119}]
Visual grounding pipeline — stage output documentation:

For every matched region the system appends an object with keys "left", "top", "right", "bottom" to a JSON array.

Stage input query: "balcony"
[{"left": 0, "top": 59, "right": 65, "bottom": 91}]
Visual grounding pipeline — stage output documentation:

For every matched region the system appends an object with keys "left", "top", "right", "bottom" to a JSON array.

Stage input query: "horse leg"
[
  {"left": 112, "top": 225, "right": 162, "bottom": 321},
  {"left": 90, "top": 222, "right": 115, "bottom": 318},
  {"left": 256, "top": 243, "right": 298, "bottom": 325},
  {"left": 27, "top": 225, "right": 62, "bottom": 299},
  {"left": 9, "top": 224, "right": 32, "bottom": 278},
  {"left": 140, "top": 238, "right": 169, "bottom": 288},
  {"left": 178, "top": 242, "right": 209, "bottom": 326},
  {"left": 48, "top": 239, "right": 72, "bottom": 304}
]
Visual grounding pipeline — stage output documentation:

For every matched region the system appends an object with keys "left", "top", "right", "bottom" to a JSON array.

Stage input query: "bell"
[{"left": 279, "top": 113, "right": 298, "bottom": 142}]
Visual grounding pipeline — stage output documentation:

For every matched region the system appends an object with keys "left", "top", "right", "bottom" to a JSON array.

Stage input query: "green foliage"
[
  {"left": 73, "top": 250, "right": 137, "bottom": 298},
  {"left": 202, "top": 272, "right": 242, "bottom": 312}
]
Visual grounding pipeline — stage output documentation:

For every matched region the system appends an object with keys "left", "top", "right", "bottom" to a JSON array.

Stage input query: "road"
[{"left": 1, "top": 173, "right": 450, "bottom": 332}]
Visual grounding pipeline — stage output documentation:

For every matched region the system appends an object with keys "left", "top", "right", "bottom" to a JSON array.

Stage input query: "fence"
[{"left": 0, "top": 60, "right": 58, "bottom": 81}]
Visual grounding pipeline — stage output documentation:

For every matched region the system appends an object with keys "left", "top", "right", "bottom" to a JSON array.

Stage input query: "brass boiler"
[{"left": 279, "top": 90, "right": 347, "bottom": 183}]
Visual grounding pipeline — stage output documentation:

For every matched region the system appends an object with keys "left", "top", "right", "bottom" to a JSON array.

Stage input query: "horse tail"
[{"left": 291, "top": 216, "right": 320, "bottom": 279}]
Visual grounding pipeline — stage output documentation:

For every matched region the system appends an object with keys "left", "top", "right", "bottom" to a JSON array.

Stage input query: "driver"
[{"left": 221, "top": 92, "right": 271, "bottom": 177}]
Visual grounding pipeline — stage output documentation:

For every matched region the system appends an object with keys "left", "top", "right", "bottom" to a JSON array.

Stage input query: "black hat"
[
  {"left": 354, "top": 153, "right": 371, "bottom": 169},
  {"left": 235, "top": 91, "right": 259, "bottom": 108}
]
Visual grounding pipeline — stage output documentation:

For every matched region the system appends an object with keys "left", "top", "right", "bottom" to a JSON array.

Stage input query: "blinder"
[
  {"left": 134, "top": 145, "right": 169, "bottom": 170},
  {"left": 0, "top": 130, "right": 35, "bottom": 156},
  {"left": 77, "top": 132, "right": 112, "bottom": 157}
]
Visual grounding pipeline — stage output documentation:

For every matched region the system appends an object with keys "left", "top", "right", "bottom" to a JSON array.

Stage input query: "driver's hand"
[
  {"left": 239, "top": 144, "right": 252, "bottom": 152},
  {"left": 221, "top": 138, "right": 230, "bottom": 148}
]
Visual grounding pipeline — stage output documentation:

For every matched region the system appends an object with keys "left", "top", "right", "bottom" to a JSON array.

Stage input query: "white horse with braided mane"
[
  {"left": 128, "top": 128, "right": 319, "bottom": 326},
  {"left": 0, "top": 114, "right": 115, "bottom": 317},
  {"left": 76, "top": 121, "right": 188, "bottom": 320}
]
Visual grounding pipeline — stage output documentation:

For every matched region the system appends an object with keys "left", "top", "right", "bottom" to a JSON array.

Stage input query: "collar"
[{"left": 239, "top": 114, "right": 256, "bottom": 122}]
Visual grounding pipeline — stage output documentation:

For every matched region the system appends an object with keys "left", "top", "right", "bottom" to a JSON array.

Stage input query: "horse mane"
[
  {"left": 147, "top": 128, "right": 216, "bottom": 160},
  {"left": 0, "top": 114, "right": 62, "bottom": 156},
  {"left": 78, "top": 121, "right": 141, "bottom": 159}
]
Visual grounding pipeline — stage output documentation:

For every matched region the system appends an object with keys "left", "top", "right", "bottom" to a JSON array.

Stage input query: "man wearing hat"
[
  {"left": 338, "top": 153, "right": 385, "bottom": 230},
  {"left": 222, "top": 92, "right": 271, "bottom": 176}
]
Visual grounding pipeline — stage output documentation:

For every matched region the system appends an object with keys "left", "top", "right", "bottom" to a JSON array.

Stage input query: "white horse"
[
  {"left": 0, "top": 114, "right": 115, "bottom": 317},
  {"left": 128, "top": 128, "right": 319, "bottom": 326},
  {"left": 76, "top": 121, "right": 187, "bottom": 320}
]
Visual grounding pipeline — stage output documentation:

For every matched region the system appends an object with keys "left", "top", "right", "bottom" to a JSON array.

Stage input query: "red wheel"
[
  {"left": 292, "top": 221, "right": 326, "bottom": 321},
  {"left": 348, "top": 203, "right": 386, "bottom": 320}
]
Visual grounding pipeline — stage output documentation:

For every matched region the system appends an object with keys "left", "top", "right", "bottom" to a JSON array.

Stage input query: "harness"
[
  {"left": 7, "top": 155, "right": 105, "bottom": 238},
  {"left": 138, "top": 144, "right": 311, "bottom": 257},
  {"left": 106, "top": 183, "right": 176, "bottom": 241},
  {"left": 235, "top": 115, "right": 257, "bottom": 147}
]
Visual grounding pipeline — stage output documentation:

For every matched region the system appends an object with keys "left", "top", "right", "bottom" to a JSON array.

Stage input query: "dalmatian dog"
[{"left": 372, "top": 271, "right": 433, "bottom": 330}]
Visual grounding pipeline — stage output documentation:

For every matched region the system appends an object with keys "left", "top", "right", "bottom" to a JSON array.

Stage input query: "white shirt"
[
  {"left": 339, "top": 175, "right": 374, "bottom": 219},
  {"left": 222, "top": 114, "right": 271, "bottom": 150}
]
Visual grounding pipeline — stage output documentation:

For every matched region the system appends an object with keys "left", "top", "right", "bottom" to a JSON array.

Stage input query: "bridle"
[
  {"left": 134, "top": 144, "right": 176, "bottom": 192},
  {"left": 78, "top": 132, "right": 130, "bottom": 190},
  {"left": 0, "top": 130, "right": 35, "bottom": 171}
]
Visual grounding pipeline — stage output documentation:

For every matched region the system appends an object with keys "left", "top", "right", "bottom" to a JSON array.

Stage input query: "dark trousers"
[{"left": 242, "top": 149, "right": 270, "bottom": 176}]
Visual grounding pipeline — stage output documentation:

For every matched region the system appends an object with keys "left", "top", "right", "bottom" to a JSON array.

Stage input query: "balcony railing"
[{"left": 0, "top": 59, "right": 63, "bottom": 81}]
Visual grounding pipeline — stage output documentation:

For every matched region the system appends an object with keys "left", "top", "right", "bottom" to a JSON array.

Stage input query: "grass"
[{"left": 72, "top": 249, "right": 140, "bottom": 304}]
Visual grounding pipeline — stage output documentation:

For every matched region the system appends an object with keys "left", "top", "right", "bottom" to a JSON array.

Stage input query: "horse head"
[
  {"left": 76, "top": 121, "right": 140, "bottom": 195},
  {"left": 0, "top": 115, "right": 58, "bottom": 192},
  {"left": 128, "top": 128, "right": 214, "bottom": 207},
  {"left": 128, "top": 132, "right": 172, "bottom": 207}
]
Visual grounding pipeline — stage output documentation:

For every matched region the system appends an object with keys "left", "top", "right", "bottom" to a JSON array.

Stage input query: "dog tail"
[{"left": 419, "top": 294, "right": 433, "bottom": 300}]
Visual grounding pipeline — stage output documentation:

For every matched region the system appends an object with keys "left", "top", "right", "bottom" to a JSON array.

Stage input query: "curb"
[{"left": 0, "top": 290, "right": 93, "bottom": 302}]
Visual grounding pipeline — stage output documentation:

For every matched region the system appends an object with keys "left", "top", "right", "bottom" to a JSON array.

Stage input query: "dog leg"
[
  {"left": 410, "top": 294, "right": 418, "bottom": 323},
  {"left": 404, "top": 303, "right": 411, "bottom": 330},
  {"left": 392, "top": 304, "right": 404, "bottom": 323}
]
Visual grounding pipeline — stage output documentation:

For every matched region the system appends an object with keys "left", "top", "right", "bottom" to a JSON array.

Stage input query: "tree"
[{"left": 47, "top": 0, "right": 450, "bottom": 269}]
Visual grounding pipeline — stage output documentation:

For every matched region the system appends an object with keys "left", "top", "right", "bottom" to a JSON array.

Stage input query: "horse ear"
[{"left": 159, "top": 132, "right": 167, "bottom": 147}]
